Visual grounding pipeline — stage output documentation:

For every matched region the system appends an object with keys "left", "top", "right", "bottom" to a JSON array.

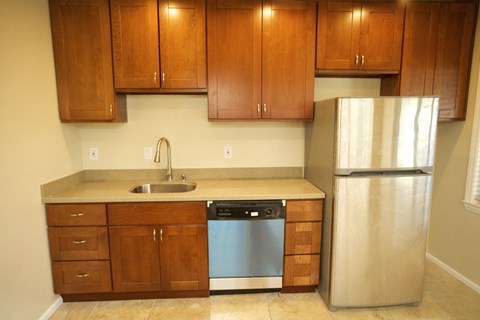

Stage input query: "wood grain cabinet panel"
[
  {"left": 160, "top": 225, "right": 209, "bottom": 290},
  {"left": 207, "top": 0, "right": 315, "bottom": 120},
  {"left": 159, "top": 0, "right": 206, "bottom": 89},
  {"left": 108, "top": 202, "right": 208, "bottom": 293},
  {"left": 48, "top": 227, "right": 109, "bottom": 261},
  {"left": 316, "top": 1, "right": 405, "bottom": 72},
  {"left": 49, "top": 0, "right": 126, "bottom": 122},
  {"left": 46, "top": 203, "right": 107, "bottom": 226},
  {"left": 46, "top": 203, "right": 112, "bottom": 294},
  {"left": 111, "top": 0, "right": 206, "bottom": 91},
  {"left": 284, "top": 222, "right": 322, "bottom": 255},
  {"left": 384, "top": 1, "right": 477, "bottom": 121},
  {"left": 283, "top": 199, "right": 323, "bottom": 291},
  {"left": 283, "top": 255, "right": 320, "bottom": 286},
  {"left": 52, "top": 261, "right": 112, "bottom": 294},
  {"left": 109, "top": 226, "right": 162, "bottom": 292}
]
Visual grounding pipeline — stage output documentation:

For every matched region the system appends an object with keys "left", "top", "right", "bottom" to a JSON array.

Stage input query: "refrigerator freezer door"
[
  {"left": 330, "top": 174, "right": 432, "bottom": 307},
  {"left": 335, "top": 97, "right": 438, "bottom": 174}
]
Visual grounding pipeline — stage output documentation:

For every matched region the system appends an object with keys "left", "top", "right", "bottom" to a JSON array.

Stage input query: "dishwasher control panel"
[{"left": 207, "top": 200, "right": 285, "bottom": 220}]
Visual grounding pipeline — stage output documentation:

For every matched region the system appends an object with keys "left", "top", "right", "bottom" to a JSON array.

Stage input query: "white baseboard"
[
  {"left": 426, "top": 253, "right": 480, "bottom": 294},
  {"left": 38, "top": 296, "right": 63, "bottom": 320}
]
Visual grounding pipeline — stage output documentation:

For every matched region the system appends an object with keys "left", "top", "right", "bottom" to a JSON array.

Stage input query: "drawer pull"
[
  {"left": 72, "top": 240, "right": 87, "bottom": 244},
  {"left": 75, "top": 273, "right": 90, "bottom": 278},
  {"left": 69, "top": 213, "right": 84, "bottom": 217}
]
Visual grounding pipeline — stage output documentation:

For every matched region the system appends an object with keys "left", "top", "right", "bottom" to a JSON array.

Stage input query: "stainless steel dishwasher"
[{"left": 207, "top": 200, "right": 285, "bottom": 291}]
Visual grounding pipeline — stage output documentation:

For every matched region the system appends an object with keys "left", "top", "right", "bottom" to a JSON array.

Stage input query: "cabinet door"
[
  {"left": 359, "top": 2, "right": 404, "bottom": 71},
  {"left": 433, "top": 2, "right": 476, "bottom": 120},
  {"left": 316, "top": 1, "right": 361, "bottom": 70},
  {"left": 49, "top": 0, "right": 126, "bottom": 122},
  {"left": 159, "top": 225, "right": 208, "bottom": 290},
  {"left": 207, "top": 0, "right": 262, "bottom": 119},
  {"left": 109, "top": 226, "right": 161, "bottom": 292},
  {"left": 262, "top": 0, "right": 315, "bottom": 119},
  {"left": 159, "top": 0, "right": 206, "bottom": 89},
  {"left": 111, "top": 0, "right": 160, "bottom": 88},
  {"left": 399, "top": 2, "right": 439, "bottom": 97}
]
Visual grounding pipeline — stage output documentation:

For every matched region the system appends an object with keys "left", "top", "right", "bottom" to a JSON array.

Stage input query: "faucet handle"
[{"left": 181, "top": 174, "right": 186, "bottom": 182}]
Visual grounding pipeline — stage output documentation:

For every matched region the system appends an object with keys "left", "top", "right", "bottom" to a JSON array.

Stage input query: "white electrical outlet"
[
  {"left": 144, "top": 147, "right": 153, "bottom": 160},
  {"left": 89, "top": 147, "right": 99, "bottom": 160},
  {"left": 224, "top": 146, "right": 232, "bottom": 159}
]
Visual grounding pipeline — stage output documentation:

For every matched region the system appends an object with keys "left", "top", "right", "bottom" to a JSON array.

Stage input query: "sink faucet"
[{"left": 154, "top": 137, "right": 173, "bottom": 181}]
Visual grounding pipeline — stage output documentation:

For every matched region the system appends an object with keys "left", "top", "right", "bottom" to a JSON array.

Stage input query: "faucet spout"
[{"left": 154, "top": 137, "right": 173, "bottom": 181}]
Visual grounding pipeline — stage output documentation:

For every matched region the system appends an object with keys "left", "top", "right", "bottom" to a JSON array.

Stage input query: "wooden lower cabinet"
[
  {"left": 283, "top": 200, "right": 323, "bottom": 291},
  {"left": 46, "top": 204, "right": 112, "bottom": 294},
  {"left": 109, "top": 224, "right": 208, "bottom": 292},
  {"left": 46, "top": 201, "right": 208, "bottom": 300},
  {"left": 107, "top": 202, "right": 209, "bottom": 294}
]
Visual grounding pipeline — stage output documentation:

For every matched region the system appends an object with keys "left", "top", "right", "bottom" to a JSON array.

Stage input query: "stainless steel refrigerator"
[{"left": 305, "top": 97, "right": 438, "bottom": 310}]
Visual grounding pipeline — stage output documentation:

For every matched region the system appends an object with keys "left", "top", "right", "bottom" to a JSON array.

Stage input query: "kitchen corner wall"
[
  {"left": 428, "top": 6, "right": 480, "bottom": 289},
  {"left": 76, "top": 78, "right": 380, "bottom": 170},
  {"left": 0, "top": 0, "right": 83, "bottom": 319}
]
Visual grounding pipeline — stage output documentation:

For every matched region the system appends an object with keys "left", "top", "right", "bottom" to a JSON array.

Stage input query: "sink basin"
[{"left": 129, "top": 182, "right": 197, "bottom": 193}]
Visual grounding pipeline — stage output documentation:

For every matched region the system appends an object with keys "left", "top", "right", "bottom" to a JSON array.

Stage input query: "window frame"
[{"left": 463, "top": 69, "right": 480, "bottom": 215}]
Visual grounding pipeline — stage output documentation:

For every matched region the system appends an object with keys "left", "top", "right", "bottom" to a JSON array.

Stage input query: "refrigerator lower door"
[{"left": 329, "top": 174, "right": 432, "bottom": 308}]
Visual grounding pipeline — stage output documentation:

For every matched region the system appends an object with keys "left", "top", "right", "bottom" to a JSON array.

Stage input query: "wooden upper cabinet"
[
  {"left": 433, "top": 2, "right": 477, "bottom": 120},
  {"left": 207, "top": 0, "right": 262, "bottom": 119},
  {"left": 110, "top": 0, "right": 160, "bottom": 89},
  {"left": 49, "top": 0, "right": 126, "bottom": 122},
  {"left": 394, "top": 1, "right": 477, "bottom": 121},
  {"left": 160, "top": 0, "right": 207, "bottom": 89},
  {"left": 207, "top": 0, "right": 315, "bottom": 120},
  {"left": 316, "top": 1, "right": 405, "bottom": 72},
  {"left": 110, "top": 0, "right": 206, "bottom": 91},
  {"left": 262, "top": 0, "right": 316, "bottom": 119}
]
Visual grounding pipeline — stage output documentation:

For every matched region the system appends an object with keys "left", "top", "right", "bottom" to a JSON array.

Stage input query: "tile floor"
[{"left": 49, "top": 260, "right": 480, "bottom": 320}]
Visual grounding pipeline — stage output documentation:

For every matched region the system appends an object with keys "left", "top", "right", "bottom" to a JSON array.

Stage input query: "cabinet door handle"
[
  {"left": 153, "top": 229, "right": 156, "bottom": 242},
  {"left": 109, "top": 104, "right": 113, "bottom": 115},
  {"left": 75, "top": 273, "right": 90, "bottom": 278},
  {"left": 361, "top": 55, "right": 365, "bottom": 66},
  {"left": 160, "top": 228, "right": 163, "bottom": 242},
  {"left": 263, "top": 104, "right": 267, "bottom": 114},
  {"left": 72, "top": 240, "right": 87, "bottom": 244},
  {"left": 69, "top": 213, "right": 84, "bottom": 217},
  {"left": 355, "top": 54, "right": 359, "bottom": 66},
  {"left": 161, "top": 73, "right": 165, "bottom": 85},
  {"left": 257, "top": 104, "right": 261, "bottom": 115},
  {"left": 154, "top": 72, "right": 157, "bottom": 85}
]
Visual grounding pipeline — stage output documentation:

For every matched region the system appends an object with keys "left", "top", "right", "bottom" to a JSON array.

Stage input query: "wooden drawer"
[
  {"left": 283, "top": 254, "right": 320, "bottom": 286},
  {"left": 52, "top": 261, "right": 112, "bottom": 294},
  {"left": 285, "top": 222, "right": 322, "bottom": 255},
  {"left": 108, "top": 202, "right": 206, "bottom": 225},
  {"left": 286, "top": 200, "right": 323, "bottom": 222},
  {"left": 46, "top": 204, "right": 107, "bottom": 226},
  {"left": 48, "top": 227, "right": 109, "bottom": 261}
]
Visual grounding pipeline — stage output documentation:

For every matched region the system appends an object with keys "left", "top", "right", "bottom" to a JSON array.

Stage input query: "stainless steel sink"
[{"left": 129, "top": 182, "right": 197, "bottom": 193}]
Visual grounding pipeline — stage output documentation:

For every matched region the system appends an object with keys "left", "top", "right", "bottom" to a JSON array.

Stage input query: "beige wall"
[
  {"left": 75, "top": 78, "right": 380, "bottom": 170},
  {"left": 0, "top": 0, "right": 82, "bottom": 319},
  {"left": 428, "top": 7, "right": 480, "bottom": 287}
]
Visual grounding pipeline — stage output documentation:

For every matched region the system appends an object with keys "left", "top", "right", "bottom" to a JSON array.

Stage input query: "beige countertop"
[{"left": 41, "top": 169, "right": 325, "bottom": 203}]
